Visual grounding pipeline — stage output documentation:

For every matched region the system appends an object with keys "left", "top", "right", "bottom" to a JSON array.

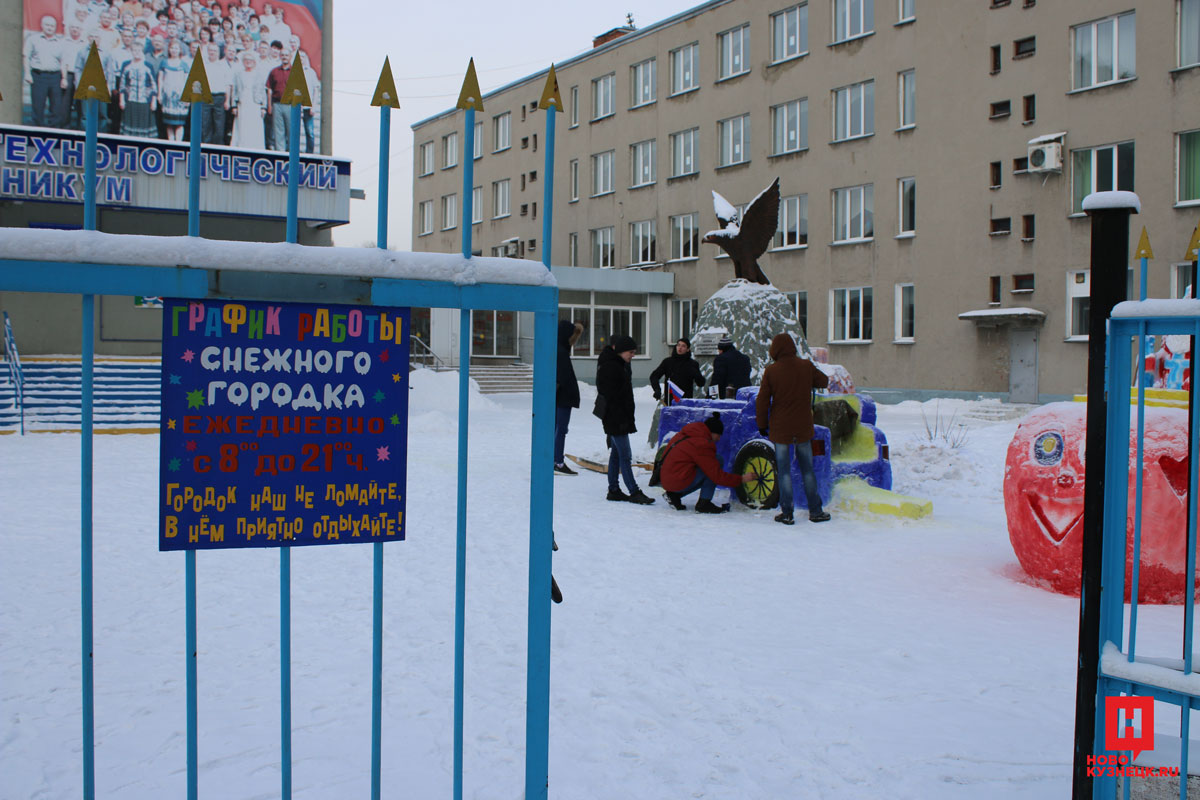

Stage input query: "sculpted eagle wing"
[{"left": 739, "top": 178, "right": 781, "bottom": 260}]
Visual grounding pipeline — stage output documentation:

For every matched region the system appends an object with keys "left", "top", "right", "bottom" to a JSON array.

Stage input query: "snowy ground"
[{"left": 0, "top": 374, "right": 1190, "bottom": 799}]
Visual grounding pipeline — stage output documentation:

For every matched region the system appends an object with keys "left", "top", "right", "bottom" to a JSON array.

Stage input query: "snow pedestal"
[
  {"left": 1003, "top": 402, "right": 1199, "bottom": 603},
  {"left": 691, "top": 280, "right": 808, "bottom": 386}
]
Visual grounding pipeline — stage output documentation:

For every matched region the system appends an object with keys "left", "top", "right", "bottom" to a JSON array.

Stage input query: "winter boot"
[
  {"left": 607, "top": 488, "right": 630, "bottom": 502},
  {"left": 695, "top": 498, "right": 728, "bottom": 514},
  {"left": 554, "top": 462, "right": 578, "bottom": 476},
  {"left": 665, "top": 491, "right": 686, "bottom": 511},
  {"left": 774, "top": 511, "right": 795, "bottom": 525},
  {"left": 626, "top": 489, "right": 656, "bottom": 505},
  {"left": 809, "top": 511, "right": 831, "bottom": 523}
]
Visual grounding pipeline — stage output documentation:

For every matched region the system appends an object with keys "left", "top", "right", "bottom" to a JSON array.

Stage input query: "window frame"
[
  {"left": 442, "top": 132, "right": 458, "bottom": 169},
  {"left": 471, "top": 186, "right": 482, "bottom": 224},
  {"left": 568, "top": 159, "right": 580, "bottom": 202},
  {"left": 718, "top": 114, "right": 751, "bottom": 167},
  {"left": 492, "top": 178, "right": 510, "bottom": 219},
  {"left": 897, "top": 177, "right": 915, "bottom": 235},
  {"left": 774, "top": 193, "right": 809, "bottom": 249},
  {"left": 630, "top": 139, "right": 657, "bottom": 188},
  {"left": 1177, "top": 129, "right": 1200, "bottom": 205},
  {"left": 829, "top": 286, "right": 874, "bottom": 343},
  {"left": 417, "top": 200, "right": 433, "bottom": 236},
  {"left": 418, "top": 141, "right": 434, "bottom": 177},
  {"left": 1182, "top": 0, "right": 1200, "bottom": 68},
  {"left": 785, "top": 291, "right": 809, "bottom": 336},
  {"left": 668, "top": 298, "right": 700, "bottom": 344},
  {"left": 590, "top": 226, "right": 616, "bottom": 268},
  {"left": 717, "top": 24, "right": 751, "bottom": 81},
  {"left": 440, "top": 193, "right": 457, "bottom": 231},
  {"left": 832, "top": 183, "right": 874, "bottom": 243},
  {"left": 771, "top": 98, "right": 808, "bottom": 155},
  {"left": 669, "top": 42, "right": 700, "bottom": 95},
  {"left": 569, "top": 85, "right": 579, "bottom": 127},
  {"left": 1072, "top": 12, "right": 1135, "bottom": 90},
  {"left": 592, "top": 73, "right": 615, "bottom": 120},
  {"left": 670, "top": 127, "right": 700, "bottom": 177},
  {"left": 898, "top": 69, "right": 915, "bottom": 129},
  {"left": 833, "top": 0, "right": 874, "bottom": 43},
  {"left": 1066, "top": 269, "right": 1090, "bottom": 340},
  {"left": 669, "top": 212, "right": 700, "bottom": 260},
  {"left": 770, "top": 4, "right": 809, "bottom": 63},
  {"left": 629, "top": 219, "right": 657, "bottom": 265},
  {"left": 897, "top": 0, "right": 915, "bottom": 23},
  {"left": 591, "top": 150, "right": 615, "bottom": 197},
  {"left": 894, "top": 283, "right": 915, "bottom": 342},
  {"left": 833, "top": 79, "right": 875, "bottom": 141},
  {"left": 630, "top": 58, "right": 657, "bottom": 108},
  {"left": 1070, "top": 140, "right": 1135, "bottom": 214},
  {"left": 492, "top": 112, "right": 511, "bottom": 153},
  {"left": 473, "top": 122, "right": 483, "bottom": 160}
]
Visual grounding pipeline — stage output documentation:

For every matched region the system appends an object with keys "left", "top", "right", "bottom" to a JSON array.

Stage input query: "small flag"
[{"left": 666, "top": 379, "right": 684, "bottom": 404}]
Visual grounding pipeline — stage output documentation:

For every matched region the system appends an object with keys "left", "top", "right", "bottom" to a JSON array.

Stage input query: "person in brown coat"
[{"left": 755, "top": 333, "right": 832, "bottom": 525}]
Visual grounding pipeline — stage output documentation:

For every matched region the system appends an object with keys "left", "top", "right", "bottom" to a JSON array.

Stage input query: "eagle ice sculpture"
[{"left": 701, "top": 177, "right": 780, "bottom": 286}]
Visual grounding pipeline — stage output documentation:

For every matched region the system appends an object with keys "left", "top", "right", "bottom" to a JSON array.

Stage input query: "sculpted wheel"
[{"left": 733, "top": 440, "right": 779, "bottom": 509}]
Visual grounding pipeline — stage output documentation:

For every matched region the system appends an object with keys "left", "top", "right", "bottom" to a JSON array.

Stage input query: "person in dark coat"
[
  {"left": 755, "top": 332, "right": 831, "bottom": 525},
  {"left": 554, "top": 320, "right": 584, "bottom": 475},
  {"left": 659, "top": 413, "right": 757, "bottom": 513},
  {"left": 596, "top": 335, "right": 654, "bottom": 504},
  {"left": 711, "top": 336, "right": 752, "bottom": 399},
  {"left": 649, "top": 337, "right": 706, "bottom": 403}
]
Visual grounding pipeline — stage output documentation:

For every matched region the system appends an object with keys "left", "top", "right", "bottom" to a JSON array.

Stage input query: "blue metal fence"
[{"left": 2, "top": 310, "right": 24, "bottom": 435}]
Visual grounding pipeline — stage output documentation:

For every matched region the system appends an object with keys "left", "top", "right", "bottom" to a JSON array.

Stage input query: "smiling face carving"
[{"left": 1004, "top": 402, "right": 1197, "bottom": 603}]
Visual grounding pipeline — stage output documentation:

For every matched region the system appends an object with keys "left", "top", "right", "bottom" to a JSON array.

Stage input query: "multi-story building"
[{"left": 411, "top": 0, "right": 1200, "bottom": 400}]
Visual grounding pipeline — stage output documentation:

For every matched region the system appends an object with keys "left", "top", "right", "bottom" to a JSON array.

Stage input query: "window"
[
  {"left": 1173, "top": 263, "right": 1195, "bottom": 298},
  {"left": 1066, "top": 270, "right": 1090, "bottom": 338},
  {"left": 718, "top": 25, "right": 750, "bottom": 80},
  {"left": 631, "top": 140, "right": 657, "bottom": 187},
  {"left": 417, "top": 200, "right": 434, "bottom": 235},
  {"left": 1022, "top": 94, "right": 1035, "bottom": 123},
  {"left": 493, "top": 112, "right": 511, "bottom": 152},
  {"left": 470, "top": 309, "right": 519, "bottom": 357},
  {"left": 631, "top": 58, "right": 656, "bottom": 107},
  {"left": 569, "top": 159, "right": 579, "bottom": 201},
  {"left": 990, "top": 162, "right": 1002, "bottom": 188},
  {"left": 441, "top": 194, "right": 457, "bottom": 230},
  {"left": 990, "top": 100, "right": 1011, "bottom": 119},
  {"left": 1013, "top": 156, "right": 1029, "bottom": 172},
  {"left": 569, "top": 85, "right": 579, "bottom": 127},
  {"left": 991, "top": 0, "right": 1010, "bottom": 7},
  {"left": 898, "top": 0, "right": 914, "bottom": 22},
  {"left": 1021, "top": 214, "right": 1035, "bottom": 240},
  {"left": 775, "top": 194, "right": 809, "bottom": 248},
  {"left": 833, "top": 80, "right": 875, "bottom": 140},
  {"left": 521, "top": 136, "right": 529, "bottom": 150},
  {"left": 492, "top": 179, "right": 510, "bottom": 218},
  {"left": 669, "top": 298, "right": 699, "bottom": 343},
  {"left": 1180, "top": 131, "right": 1200, "bottom": 203},
  {"left": 563, "top": 233, "right": 576, "bottom": 266},
  {"left": 591, "top": 151, "right": 614, "bottom": 196},
  {"left": 591, "top": 227, "right": 616, "bottom": 268},
  {"left": 629, "top": 220, "right": 656, "bottom": 265},
  {"left": 1014, "top": 273, "right": 1035, "bottom": 291},
  {"left": 898, "top": 70, "right": 915, "bottom": 128},
  {"left": 898, "top": 177, "right": 915, "bottom": 234},
  {"left": 771, "top": 4, "right": 809, "bottom": 62},
  {"left": 471, "top": 186, "right": 482, "bottom": 224},
  {"left": 418, "top": 142, "right": 434, "bottom": 176},
  {"left": 785, "top": 291, "right": 809, "bottom": 334},
  {"left": 834, "top": 0, "right": 873, "bottom": 42},
  {"left": 895, "top": 283, "right": 914, "bottom": 341},
  {"left": 830, "top": 286, "right": 873, "bottom": 341},
  {"left": 1183, "top": 0, "right": 1200, "bottom": 68},
  {"left": 990, "top": 45, "right": 1002, "bottom": 73},
  {"left": 833, "top": 184, "right": 874, "bottom": 242},
  {"left": 1071, "top": 141, "right": 1134, "bottom": 213},
  {"left": 442, "top": 133, "right": 458, "bottom": 168},
  {"left": 1073, "top": 12, "right": 1135, "bottom": 89},
  {"left": 990, "top": 276, "right": 1001, "bottom": 304},
  {"left": 473, "top": 122, "right": 483, "bottom": 159},
  {"left": 670, "top": 128, "right": 699, "bottom": 176},
  {"left": 990, "top": 217, "right": 1011, "bottom": 235},
  {"left": 670, "top": 213, "right": 700, "bottom": 260},
  {"left": 1013, "top": 36, "right": 1036, "bottom": 58},
  {"left": 670, "top": 43, "right": 699, "bottom": 94},
  {"left": 718, "top": 114, "right": 751, "bottom": 166},
  {"left": 771, "top": 99, "right": 808, "bottom": 154},
  {"left": 592, "top": 74, "right": 614, "bottom": 120}
]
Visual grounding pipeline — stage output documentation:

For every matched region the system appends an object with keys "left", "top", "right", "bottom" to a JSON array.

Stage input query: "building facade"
[{"left": 412, "top": 0, "right": 1200, "bottom": 400}]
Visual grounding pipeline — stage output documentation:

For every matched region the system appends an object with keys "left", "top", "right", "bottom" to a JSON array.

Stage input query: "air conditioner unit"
[{"left": 1027, "top": 142, "right": 1062, "bottom": 172}]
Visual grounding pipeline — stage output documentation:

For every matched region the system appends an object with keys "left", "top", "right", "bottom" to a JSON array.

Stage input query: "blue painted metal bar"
[
  {"left": 1185, "top": 317, "right": 1200, "bottom": 678},
  {"left": 186, "top": 550, "right": 197, "bottom": 800},
  {"left": 462, "top": 107, "right": 475, "bottom": 259},
  {"left": 287, "top": 103, "right": 301, "bottom": 244},
  {"left": 81, "top": 95, "right": 98, "bottom": 800},
  {"left": 188, "top": 103, "right": 202, "bottom": 238},
  {"left": 1129, "top": 322, "right": 1147, "bottom": 662},
  {"left": 524, "top": 308, "right": 556, "bottom": 800},
  {"left": 281, "top": 546, "right": 292, "bottom": 800},
  {"left": 371, "top": 100, "right": 392, "bottom": 800},
  {"left": 540, "top": 108, "right": 555, "bottom": 270},
  {"left": 1182, "top": 707, "right": 1191, "bottom": 800},
  {"left": 453, "top": 310, "right": 470, "bottom": 800}
]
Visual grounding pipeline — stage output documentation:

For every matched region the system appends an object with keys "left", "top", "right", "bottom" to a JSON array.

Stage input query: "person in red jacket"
[{"left": 660, "top": 413, "right": 757, "bottom": 513}]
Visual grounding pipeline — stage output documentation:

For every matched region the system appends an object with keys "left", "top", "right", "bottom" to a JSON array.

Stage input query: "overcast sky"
[{"left": 329, "top": 0, "right": 697, "bottom": 250}]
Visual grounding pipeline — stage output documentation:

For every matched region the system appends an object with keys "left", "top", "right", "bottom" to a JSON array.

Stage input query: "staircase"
[
  {"left": 469, "top": 363, "right": 534, "bottom": 394},
  {"left": 0, "top": 358, "right": 161, "bottom": 432}
]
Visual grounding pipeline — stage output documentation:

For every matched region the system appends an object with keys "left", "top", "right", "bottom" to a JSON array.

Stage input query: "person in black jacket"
[
  {"left": 649, "top": 337, "right": 705, "bottom": 404},
  {"left": 596, "top": 334, "right": 655, "bottom": 504},
  {"left": 711, "top": 336, "right": 752, "bottom": 399},
  {"left": 554, "top": 320, "right": 583, "bottom": 475}
]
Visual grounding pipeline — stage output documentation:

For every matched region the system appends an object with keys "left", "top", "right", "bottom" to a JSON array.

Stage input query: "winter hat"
[
  {"left": 611, "top": 334, "right": 637, "bottom": 354},
  {"left": 717, "top": 336, "right": 733, "bottom": 350},
  {"left": 703, "top": 412, "right": 724, "bottom": 435}
]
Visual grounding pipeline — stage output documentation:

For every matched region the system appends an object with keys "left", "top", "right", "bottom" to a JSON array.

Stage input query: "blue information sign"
[{"left": 158, "top": 299, "right": 410, "bottom": 551}]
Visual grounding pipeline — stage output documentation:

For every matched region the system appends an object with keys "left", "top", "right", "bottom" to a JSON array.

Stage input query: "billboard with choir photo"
[{"left": 20, "top": 0, "right": 324, "bottom": 153}]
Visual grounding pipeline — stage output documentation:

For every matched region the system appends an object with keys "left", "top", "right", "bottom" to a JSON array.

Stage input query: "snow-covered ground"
[{"left": 0, "top": 373, "right": 1187, "bottom": 798}]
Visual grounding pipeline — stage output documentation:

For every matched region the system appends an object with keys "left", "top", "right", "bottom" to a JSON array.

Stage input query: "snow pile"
[
  {"left": 691, "top": 280, "right": 807, "bottom": 386},
  {"left": 407, "top": 367, "right": 498, "bottom": 433},
  {"left": 0, "top": 228, "right": 558, "bottom": 287}
]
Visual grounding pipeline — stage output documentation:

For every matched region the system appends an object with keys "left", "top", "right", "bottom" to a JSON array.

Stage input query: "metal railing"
[
  {"left": 409, "top": 335, "right": 450, "bottom": 371},
  {"left": 2, "top": 311, "right": 24, "bottom": 435}
]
